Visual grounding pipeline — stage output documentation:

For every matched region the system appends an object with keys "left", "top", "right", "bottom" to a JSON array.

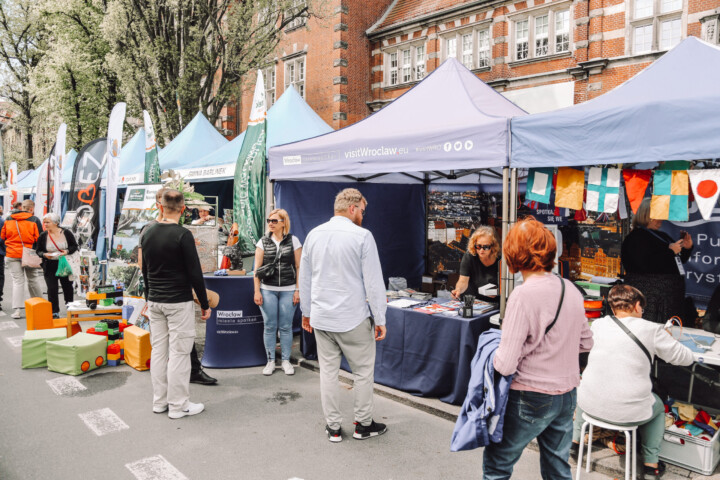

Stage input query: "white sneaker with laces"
[
  {"left": 281, "top": 360, "right": 295, "bottom": 375},
  {"left": 262, "top": 361, "right": 276, "bottom": 376},
  {"left": 11, "top": 309, "right": 21, "bottom": 319},
  {"left": 168, "top": 402, "right": 204, "bottom": 419}
]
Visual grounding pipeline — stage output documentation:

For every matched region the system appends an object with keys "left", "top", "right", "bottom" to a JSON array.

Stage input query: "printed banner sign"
[
  {"left": 143, "top": 111, "right": 162, "bottom": 184},
  {"left": 67, "top": 138, "right": 108, "bottom": 248}
]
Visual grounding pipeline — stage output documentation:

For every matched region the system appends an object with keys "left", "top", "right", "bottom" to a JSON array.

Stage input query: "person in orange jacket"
[{"left": 1, "top": 202, "right": 44, "bottom": 318}]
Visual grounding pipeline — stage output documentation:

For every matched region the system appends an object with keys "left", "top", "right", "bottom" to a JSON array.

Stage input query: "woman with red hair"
[{"left": 483, "top": 217, "right": 593, "bottom": 480}]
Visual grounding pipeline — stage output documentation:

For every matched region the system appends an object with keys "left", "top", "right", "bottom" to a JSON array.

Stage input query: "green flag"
[
  {"left": 234, "top": 70, "right": 267, "bottom": 252},
  {"left": 143, "top": 110, "right": 162, "bottom": 184}
]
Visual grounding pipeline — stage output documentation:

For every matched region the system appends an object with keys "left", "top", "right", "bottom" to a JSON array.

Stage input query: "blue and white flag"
[
  {"left": 586, "top": 167, "right": 620, "bottom": 213},
  {"left": 525, "top": 168, "right": 554, "bottom": 204}
]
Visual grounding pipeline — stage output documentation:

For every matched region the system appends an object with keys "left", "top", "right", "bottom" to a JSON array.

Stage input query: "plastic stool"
[
  {"left": 25, "top": 298, "right": 53, "bottom": 330},
  {"left": 577, "top": 412, "right": 637, "bottom": 480}
]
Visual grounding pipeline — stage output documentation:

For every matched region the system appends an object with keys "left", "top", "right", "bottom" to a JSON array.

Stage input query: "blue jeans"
[
  {"left": 259, "top": 289, "right": 295, "bottom": 361},
  {"left": 483, "top": 388, "right": 577, "bottom": 480}
]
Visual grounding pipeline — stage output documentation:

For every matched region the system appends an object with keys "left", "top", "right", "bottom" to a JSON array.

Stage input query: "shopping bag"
[
  {"left": 56, "top": 256, "right": 73, "bottom": 277},
  {"left": 22, "top": 247, "right": 42, "bottom": 268}
]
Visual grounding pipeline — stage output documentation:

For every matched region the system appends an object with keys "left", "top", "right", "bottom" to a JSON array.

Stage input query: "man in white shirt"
[{"left": 300, "top": 188, "right": 388, "bottom": 443}]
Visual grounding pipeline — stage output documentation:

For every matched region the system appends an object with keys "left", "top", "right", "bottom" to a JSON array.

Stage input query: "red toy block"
[{"left": 107, "top": 344, "right": 121, "bottom": 355}]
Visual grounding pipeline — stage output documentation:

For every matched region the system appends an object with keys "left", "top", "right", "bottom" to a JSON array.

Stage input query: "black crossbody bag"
[
  {"left": 610, "top": 315, "right": 664, "bottom": 397},
  {"left": 545, "top": 275, "right": 566, "bottom": 334}
]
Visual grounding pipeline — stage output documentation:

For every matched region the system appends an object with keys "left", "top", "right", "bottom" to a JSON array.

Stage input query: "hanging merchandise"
[
  {"left": 525, "top": 167, "right": 554, "bottom": 204},
  {"left": 554, "top": 167, "right": 585, "bottom": 210},
  {"left": 586, "top": 167, "right": 620, "bottom": 213},
  {"left": 622, "top": 169, "right": 652, "bottom": 214},
  {"left": 650, "top": 170, "right": 689, "bottom": 221},
  {"left": 688, "top": 169, "right": 720, "bottom": 220}
]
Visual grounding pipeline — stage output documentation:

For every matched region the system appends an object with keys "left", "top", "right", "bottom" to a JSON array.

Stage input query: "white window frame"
[
  {"left": 383, "top": 41, "right": 427, "bottom": 87},
  {"left": 510, "top": 5, "right": 572, "bottom": 62},
  {"left": 555, "top": 10, "right": 570, "bottom": 53},
  {"left": 477, "top": 29, "right": 491, "bottom": 67},
  {"left": 286, "top": 0, "right": 307, "bottom": 30},
  {"left": 264, "top": 65, "right": 276, "bottom": 107},
  {"left": 629, "top": 0, "right": 684, "bottom": 54},
  {"left": 284, "top": 56, "right": 305, "bottom": 98},
  {"left": 440, "top": 24, "right": 493, "bottom": 70}
]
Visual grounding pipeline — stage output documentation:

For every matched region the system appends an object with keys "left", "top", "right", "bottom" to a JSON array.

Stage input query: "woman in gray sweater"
[{"left": 571, "top": 284, "right": 694, "bottom": 479}]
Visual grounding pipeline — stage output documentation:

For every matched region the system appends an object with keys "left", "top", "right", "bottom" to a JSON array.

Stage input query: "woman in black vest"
[
  {"left": 253, "top": 208, "right": 302, "bottom": 376},
  {"left": 35, "top": 213, "right": 79, "bottom": 317}
]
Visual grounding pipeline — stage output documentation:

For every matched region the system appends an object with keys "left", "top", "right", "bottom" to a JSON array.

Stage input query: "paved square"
[
  {"left": 78, "top": 408, "right": 129, "bottom": 436},
  {"left": 126, "top": 455, "right": 188, "bottom": 480},
  {"left": 46, "top": 376, "right": 87, "bottom": 396}
]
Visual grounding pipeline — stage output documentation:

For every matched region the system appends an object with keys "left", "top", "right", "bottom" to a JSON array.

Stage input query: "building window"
[
  {"left": 441, "top": 27, "right": 492, "bottom": 69},
  {"left": 478, "top": 30, "right": 490, "bottom": 67},
  {"left": 415, "top": 45, "right": 426, "bottom": 79},
  {"left": 555, "top": 10, "right": 570, "bottom": 53},
  {"left": 512, "top": 8, "right": 570, "bottom": 61},
  {"left": 264, "top": 66, "right": 276, "bottom": 107},
  {"left": 630, "top": 0, "right": 683, "bottom": 54},
  {"left": 384, "top": 42, "right": 427, "bottom": 87},
  {"left": 516, "top": 20, "right": 529, "bottom": 60},
  {"left": 285, "top": 56, "right": 305, "bottom": 98},
  {"left": 286, "top": 0, "right": 307, "bottom": 29}
]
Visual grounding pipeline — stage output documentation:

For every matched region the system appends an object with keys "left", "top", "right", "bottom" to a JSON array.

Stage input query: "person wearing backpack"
[
  {"left": 35, "top": 213, "right": 78, "bottom": 318},
  {"left": 0, "top": 202, "right": 43, "bottom": 318}
]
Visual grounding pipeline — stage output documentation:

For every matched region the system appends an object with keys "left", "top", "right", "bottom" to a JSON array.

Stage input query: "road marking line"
[
  {"left": 0, "top": 320, "right": 19, "bottom": 331},
  {"left": 4, "top": 335, "right": 23, "bottom": 347},
  {"left": 126, "top": 455, "right": 188, "bottom": 480},
  {"left": 78, "top": 408, "right": 129, "bottom": 436},
  {"left": 47, "top": 376, "right": 87, "bottom": 396},
  {"left": 0, "top": 310, "right": 7, "bottom": 316}
]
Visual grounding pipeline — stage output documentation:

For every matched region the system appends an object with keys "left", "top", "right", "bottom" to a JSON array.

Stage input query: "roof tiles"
[{"left": 375, "top": 0, "right": 479, "bottom": 32}]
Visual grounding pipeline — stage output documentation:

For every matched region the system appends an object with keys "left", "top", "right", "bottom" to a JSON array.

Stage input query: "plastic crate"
[{"left": 659, "top": 424, "right": 720, "bottom": 475}]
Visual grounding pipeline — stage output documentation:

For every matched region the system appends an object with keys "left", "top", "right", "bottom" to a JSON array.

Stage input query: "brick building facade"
[{"left": 225, "top": 0, "right": 720, "bottom": 137}]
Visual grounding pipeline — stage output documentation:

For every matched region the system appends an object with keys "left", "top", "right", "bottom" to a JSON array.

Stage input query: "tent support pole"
[
  {"left": 500, "top": 167, "right": 510, "bottom": 319},
  {"left": 507, "top": 168, "right": 519, "bottom": 297},
  {"left": 424, "top": 173, "right": 430, "bottom": 275}
]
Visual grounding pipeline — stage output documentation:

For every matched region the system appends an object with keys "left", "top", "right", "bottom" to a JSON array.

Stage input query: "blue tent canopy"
[
  {"left": 511, "top": 37, "right": 720, "bottom": 167},
  {"left": 269, "top": 57, "right": 526, "bottom": 181},
  {"left": 15, "top": 160, "right": 47, "bottom": 191},
  {"left": 116, "top": 128, "right": 146, "bottom": 183},
  {"left": 159, "top": 111, "right": 228, "bottom": 171}
]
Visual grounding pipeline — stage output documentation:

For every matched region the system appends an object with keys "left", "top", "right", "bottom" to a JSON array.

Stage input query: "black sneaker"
[
  {"left": 569, "top": 442, "right": 580, "bottom": 461},
  {"left": 643, "top": 461, "right": 666, "bottom": 480},
  {"left": 326, "top": 425, "right": 342, "bottom": 443},
  {"left": 353, "top": 420, "right": 387, "bottom": 440},
  {"left": 190, "top": 370, "right": 218, "bottom": 385}
]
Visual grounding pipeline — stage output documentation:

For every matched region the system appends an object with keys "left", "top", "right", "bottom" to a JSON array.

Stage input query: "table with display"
[
  {"left": 301, "top": 300, "right": 498, "bottom": 405},
  {"left": 201, "top": 275, "right": 301, "bottom": 368},
  {"left": 65, "top": 304, "right": 124, "bottom": 338}
]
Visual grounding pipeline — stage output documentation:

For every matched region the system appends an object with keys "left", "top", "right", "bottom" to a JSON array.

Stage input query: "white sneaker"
[
  {"left": 168, "top": 402, "right": 204, "bottom": 419},
  {"left": 11, "top": 309, "right": 21, "bottom": 319},
  {"left": 262, "top": 361, "right": 276, "bottom": 376},
  {"left": 281, "top": 360, "right": 295, "bottom": 375}
]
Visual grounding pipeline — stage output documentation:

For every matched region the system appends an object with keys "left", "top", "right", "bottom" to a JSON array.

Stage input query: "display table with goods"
[
  {"left": 200, "top": 275, "right": 301, "bottom": 368},
  {"left": 301, "top": 294, "right": 498, "bottom": 405}
]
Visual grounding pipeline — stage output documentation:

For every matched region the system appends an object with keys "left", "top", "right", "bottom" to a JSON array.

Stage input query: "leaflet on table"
[
  {"left": 387, "top": 298, "right": 424, "bottom": 308},
  {"left": 413, "top": 303, "right": 456, "bottom": 314}
]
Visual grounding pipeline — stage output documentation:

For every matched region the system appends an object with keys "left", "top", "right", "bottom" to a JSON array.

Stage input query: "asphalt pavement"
[{"left": 0, "top": 273, "right": 620, "bottom": 480}]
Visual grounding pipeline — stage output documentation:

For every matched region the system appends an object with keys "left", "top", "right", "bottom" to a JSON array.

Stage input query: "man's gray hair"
[
  {"left": 43, "top": 212, "right": 61, "bottom": 225},
  {"left": 334, "top": 188, "right": 367, "bottom": 213}
]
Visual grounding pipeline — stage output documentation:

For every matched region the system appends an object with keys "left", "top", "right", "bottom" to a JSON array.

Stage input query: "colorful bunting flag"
[
  {"left": 688, "top": 169, "right": 720, "bottom": 220},
  {"left": 555, "top": 167, "right": 585, "bottom": 210},
  {"left": 622, "top": 169, "right": 652, "bottom": 214},
  {"left": 650, "top": 170, "right": 688, "bottom": 221},
  {"left": 586, "top": 167, "right": 620, "bottom": 213},
  {"left": 525, "top": 168, "right": 554, "bottom": 204}
]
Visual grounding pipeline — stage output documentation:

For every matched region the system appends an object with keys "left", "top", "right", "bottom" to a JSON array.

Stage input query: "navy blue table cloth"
[
  {"left": 201, "top": 276, "right": 301, "bottom": 368},
  {"left": 301, "top": 303, "right": 497, "bottom": 405}
]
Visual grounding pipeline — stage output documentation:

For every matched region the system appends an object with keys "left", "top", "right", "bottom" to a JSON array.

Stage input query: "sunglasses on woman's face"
[
  {"left": 475, "top": 244, "right": 492, "bottom": 251},
  {"left": 266, "top": 218, "right": 283, "bottom": 224}
]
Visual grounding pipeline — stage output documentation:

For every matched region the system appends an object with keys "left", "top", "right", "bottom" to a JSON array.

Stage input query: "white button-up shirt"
[{"left": 299, "top": 215, "right": 387, "bottom": 332}]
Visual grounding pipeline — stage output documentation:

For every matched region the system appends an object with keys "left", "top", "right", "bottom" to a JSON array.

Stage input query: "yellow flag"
[{"left": 555, "top": 167, "right": 585, "bottom": 210}]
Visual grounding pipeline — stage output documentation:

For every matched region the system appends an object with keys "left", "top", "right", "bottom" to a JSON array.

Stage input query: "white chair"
[{"left": 576, "top": 412, "right": 638, "bottom": 480}]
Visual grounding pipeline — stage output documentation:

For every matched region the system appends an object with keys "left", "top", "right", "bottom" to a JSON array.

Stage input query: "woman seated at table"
[
  {"left": 571, "top": 284, "right": 694, "bottom": 480},
  {"left": 35, "top": 213, "right": 78, "bottom": 318},
  {"left": 452, "top": 225, "right": 500, "bottom": 303}
]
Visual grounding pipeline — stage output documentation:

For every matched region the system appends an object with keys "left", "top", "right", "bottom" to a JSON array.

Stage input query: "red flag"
[{"left": 622, "top": 169, "right": 652, "bottom": 214}]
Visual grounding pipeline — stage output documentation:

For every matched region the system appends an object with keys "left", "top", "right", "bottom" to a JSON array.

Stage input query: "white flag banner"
[
  {"left": 688, "top": 169, "right": 720, "bottom": 220},
  {"left": 34, "top": 159, "right": 50, "bottom": 218},
  {"left": 105, "top": 103, "right": 127, "bottom": 245},
  {"left": 5, "top": 161, "right": 17, "bottom": 214},
  {"left": 586, "top": 167, "right": 620, "bottom": 213},
  {"left": 52, "top": 123, "right": 67, "bottom": 214}
]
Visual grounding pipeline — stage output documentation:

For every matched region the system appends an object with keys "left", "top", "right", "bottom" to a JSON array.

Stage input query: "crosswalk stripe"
[
  {"left": 78, "top": 408, "right": 130, "bottom": 436},
  {"left": 126, "top": 455, "right": 189, "bottom": 480}
]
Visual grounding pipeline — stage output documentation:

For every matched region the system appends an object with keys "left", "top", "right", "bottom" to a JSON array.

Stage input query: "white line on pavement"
[
  {"left": 46, "top": 376, "right": 87, "bottom": 396},
  {"left": 0, "top": 320, "right": 19, "bottom": 331},
  {"left": 78, "top": 408, "right": 130, "bottom": 436},
  {"left": 4, "top": 335, "right": 23, "bottom": 347},
  {"left": 126, "top": 455, "right": 189, "bottom": 480}
]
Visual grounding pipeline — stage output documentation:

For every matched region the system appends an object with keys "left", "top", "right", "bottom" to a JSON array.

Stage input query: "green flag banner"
[
  {"left": 143, "top": 110, "right": 162, "bottom": 184},
  {"left": 234, "top": 70, "right": 267, "bottom": 252}
]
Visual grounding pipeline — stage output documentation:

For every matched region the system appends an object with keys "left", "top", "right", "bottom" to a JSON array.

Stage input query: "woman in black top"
[
  {"left": 35, "top": 213, "right": 79, "bottom": 317},
  {"left": 452, "top": 225, "right": 500, "bottom": 303},
  {"left": 621, "top": 198, "right": 693, "bottom": 323}
]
